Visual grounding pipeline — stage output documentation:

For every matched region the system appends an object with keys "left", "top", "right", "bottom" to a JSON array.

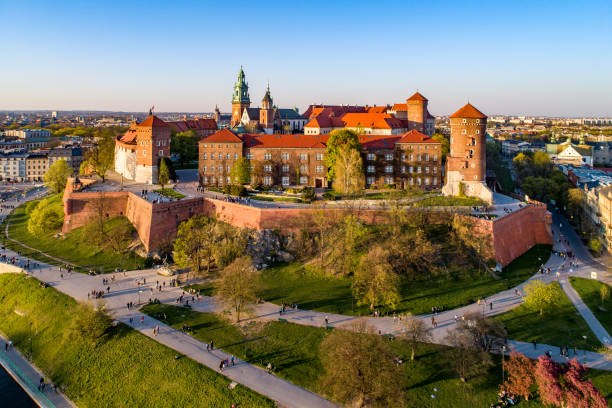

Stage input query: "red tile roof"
[
  {"left": 302, "top": 105, "right": 367, "bottom": 119},
  {"left": 392, "top": 103, "right": 407, "bottom": 111},
  {"left": 357, "top": 134, "right": 401, "bottom": 149},
  {"left": 367, "top": 106, "right": 390, "bottom": 114},
  {"left": 243, "top": 134, "right": 329, "bottom": 149},
  {"left": 136, "top": 115, "right": 170, "bottom": 128},
  {"left": 169, "top": 118, "right": 217, "bottom": 133},
  {"left": 396, "top": 129, "right": 439, "bottom": 144},
  {"left": 341, "top": 113, "right": 405, "bottom": 129},
  {"left": 407, "top": 92, "right": 428, "bottom": 102},
  {"left": 305, "top": 115, "right": 345, "bottom": 129},
  {"left": 449, "top": 103, "right": 487, "bottom": 119},
  {"left": 118, "top": 127, "right": 137, "bottom": 144},
  {"left": 200, "top": 129, "right": 243, "bottom": 143}
]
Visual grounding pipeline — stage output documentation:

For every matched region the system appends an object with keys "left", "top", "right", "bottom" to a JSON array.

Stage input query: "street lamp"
[
  {"left": 501, "top": 345, "right": 507, "bottom": 383},
  {"left": 583, "top": 335, "right": 587, "bottom": 364}
]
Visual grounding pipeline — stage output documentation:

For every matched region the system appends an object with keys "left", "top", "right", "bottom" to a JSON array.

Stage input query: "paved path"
[{"left": 0, "top": 335, "right": 74, "bottom": 408}]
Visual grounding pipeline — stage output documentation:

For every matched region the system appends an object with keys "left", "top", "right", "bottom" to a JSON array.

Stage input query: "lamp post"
[
  {"left": 501, "top": 345, "right": 507, "bottom": 384},
  {"left": 29, "top": 321, "right": 33, "bottom": 359},
  {"left": 138, "top": 290, "right": 142, "bottom": 305},
  {"left": 583, "top": 335, "right": 587, "bottom": 364}
]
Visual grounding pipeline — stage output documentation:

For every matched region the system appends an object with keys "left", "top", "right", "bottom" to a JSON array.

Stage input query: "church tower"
[
  {"left": 260, "top": 83, "right": 274, "bottom": 134},
  {"left": 406, "top": 92, "right": 428, "bottom": 133},
  {"left": 231, "top": 66, "right": 250, "bottom": 127}
]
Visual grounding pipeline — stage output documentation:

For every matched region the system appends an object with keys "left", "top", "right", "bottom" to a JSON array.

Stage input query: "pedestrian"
[
  {"left": 490, "top": 302, "right": 493, "bottom": 311},
  {"left": 206, "top": 342, "right": 210, "bottom": 352},
  {"left": 324, "top": 316, "right": 329, "bottom": 325},
  {"left": 267, "top": 362, "right": 272, "bottom": 374},
  {"left": 210, "top": 340, "right": 214, "bottom": 350},
  {"left": 219, "top": 360, "right": 224, "bottom": 372},
  {"left": 231, "top": 355, "right": 235, "bottom": 366}
]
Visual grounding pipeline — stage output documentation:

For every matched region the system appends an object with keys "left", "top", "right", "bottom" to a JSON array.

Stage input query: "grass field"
[
  {"left": 494, "top": 281, "right": 601, "bottom": 351},
  {"left": 157, "top": 188, "right": 186, "bottom": 199},
  {"left": 0, "top": 273, "right": 273, "bottom": 408},
  {"left": 1, "top": 194, "right": 146, "bottom": 273},
  {"left": 140, "top": 303, "right": 612, "bottom": 407},
  {"left": 412, "top": 195, "right": 485, "bottom": 207},
  {"left": 570, "top": 277, "right": 612, "bottom": 335},
  {"left": 258, "top": 245, "right": 552, "bottom": 316}
]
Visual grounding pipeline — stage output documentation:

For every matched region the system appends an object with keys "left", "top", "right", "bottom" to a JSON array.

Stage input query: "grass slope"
[
  {"left": 0, "top": 273, "right": 273, "bottom": 408},
  {"left": 141, "top": 303, "right": 612, "bottom": 407},
  {"left": 495, "top": 281, "right": 601, "bottom": 350},
  {"left": 1, "top": 194, "right": 146, "bottom": 272},
  {"left": 570, "top": 277, "right": 612, "bottom": 335},
  {"left": 259, "top": 245, "right": 552, "bottom": 315},
  {"left": 413, "top": 196, "right": 485, "bottom": 207}
]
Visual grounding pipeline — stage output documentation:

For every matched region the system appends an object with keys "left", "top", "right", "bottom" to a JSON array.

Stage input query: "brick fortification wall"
[{"left": 62, "top": 179, "right": 552, "bottom": 264}]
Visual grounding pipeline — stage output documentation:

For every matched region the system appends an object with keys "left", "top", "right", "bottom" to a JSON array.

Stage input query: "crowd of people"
[{"left": 490, "top": 388, "right": 517, "bottom": 407}]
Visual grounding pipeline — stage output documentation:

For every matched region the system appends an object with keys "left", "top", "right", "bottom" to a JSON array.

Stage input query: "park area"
[{"left": 1, "top": 194, "right": 146, "bottom": 272}]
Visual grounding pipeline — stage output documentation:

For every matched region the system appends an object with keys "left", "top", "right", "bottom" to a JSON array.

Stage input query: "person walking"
[
  {"left": 210, "top": 340, "right": 214, "bottom": 351},
  {"left": 219, "top": 360, "right": 224, "bottom": 372},
  {"left": 533, "top": 340, "right": 537, "bottom": 350},
  {"left": 231, "top": 355, "right": 235, "bottom": 366}
]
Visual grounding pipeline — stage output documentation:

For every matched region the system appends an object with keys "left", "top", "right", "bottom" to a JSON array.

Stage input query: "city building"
[
  {"left": 114, "top": 114, "right": 171, "bottom": 184},
  {"left": 48, "top": 147, "right": 83, "bottom": 174},
  {"left": 0, "top": 152, "right": 27, "bottom": 181},
  {"left": 442, "top": 103, "right": 493, "bottom": 203},
  {"left": 501, "top": 139, "right": 530, "bottom": 156},
  {"left": 198, "top": 129, "right": 441, "bottom": 189},
  {"left": 3, "top": 129, "right": 51, "bottom": 139},
  {"left": 26, "top": 152, "right": 49, "bottom": 181},
  {"left": 585, "top": 185, "right": 612, "bottom": 249}
]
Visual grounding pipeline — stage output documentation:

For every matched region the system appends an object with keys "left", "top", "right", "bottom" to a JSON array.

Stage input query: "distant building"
[
  {"left": 114, "top": 114, "right": 171, "bottom": 184},
  {"left": 501, "top": 139, "right": 530, "bottom": 156},
  {"left": 167, "top": 117, "right": 218, "bottom": 138},
  {"left": 0, "top": 152, "right": 27, "bottom": 182},
  {"left": 4, "top": 129, "right": 51, "bottom": 139}
]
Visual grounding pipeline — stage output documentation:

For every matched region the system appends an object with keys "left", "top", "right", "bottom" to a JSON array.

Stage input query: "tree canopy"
[
  {"left": 332, "top": 144, "right": 364, "bottom": 195},
  {"left": 44, "top": 159, "right": 73, "bottom": 194},
  {"left": 214, "top": 256, "right": 259, "bottom": 322},
  {"left": 158, "top": 158, "right": 170, "bottom": 189},
  {"left": 230, "top": 157, "right": 251, "bottom": 185},
  {"left": 523, "top": 280, "right": 557, "bottom": 316},
  {"left": 432, "top": 133, "right": 450, "bottom": 161},
  {"left": 84, "top": 130, "right": 115, "bottom": 181},
  {"left": 325, "top": 129, "right": 361, "bottom": 181},
  {"left": 170, "top": 130, "right": 199, "bottom": 167}
]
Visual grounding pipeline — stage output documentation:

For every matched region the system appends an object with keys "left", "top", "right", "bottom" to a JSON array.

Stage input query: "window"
[
  {"left": 227, "top": 165, "right": 231, "bottom": 172},
  {"left": 226, "top": 176, "right": 231, "bottom": 184},
  {"left": 385, "top": 165, "right": 393, "bottom": 173},
  {"left": 385, "top": 177, "right": 394, "bottom": 185},
  {"left": 425, "top": 167, "right": 429, "bottom": 174},
  {"left": 401, "top": 154, "right": 406, "bottom": 160},
  {"left": 203, "top": 176, "right": 208, "bottom": 183},
  {"left": 409, "top": 154, "right": 414, "bottom": 161},
  {"left": 282, "top": 176, "right": 290, "bottom": 186},
  {"left": 203, "top": 144, "right": 207, "bottom": 148},
  {"left": 367, "top": 177, "right": 375, "bottom": 185},
  {"left": 409, "top": 166, "right": 414, "bottom": 173},
  {"left": 425, "top": 177, "right": 430, "bottom": 185},
  {"left": 211, "top": 152, "right": 215, "bottom": 160},
  {"left": 264, "top": 176, "right": 272, "bottom": 185},
  {"left": 234, "top": 153, "right": 238, "bottom": 160},
  {"left": 226, "top": 153, "right": 231, "bottom": 160},
  {"left": 462, "top": 119, "right": 467, "bottom": 124},
  {"left": 211, "top": 165, "right": 215, "bottom": 172},
  {"left": 226, "top": 144, "right": 230, "bottom": 148},
  {"left": 300, "top": 165, "right": 307, "bottom": 173},
  {"left": 417, "top": 166, "right": 421, "bottom": 173},
  {"left": 300, "top": 153, "right": 308, "bottom": 161},
  {"left": 401, "top": 166, "right": 406, "bottom": 174},
  {"left": 385, "top": 153, "right": 393, "bottom": 160},
  {"left": 246, "top": 153, "right": 254, "bottom": 159},
  {"left": 433, "top": 166, "right": 437, "bottom": 173},
  {"left": 142, "top": 150, "right": 146, "bottom": 157},
  {"left": 433, "top": 177, "right": 437, "bottom": 185},
  {"left": 264, "top": 153, "right": 272, "bottom": 160},
  {"left": 218, "top": 144, "right": 222, "bottom": 148},
  {"left": 475, "top": 130, "right": 480, "bottom": 134},
  {"left": 409, "top": 178, "right": 414, "bottom": 185},
  {"left": 462, "top": 129, "right": 467, "bottom": 134},
  {"left": 367, "top": 153, "right": 375, "bottom": 161},
  {"left": 264, "top": 164, "right": 272, "bottom": 172},
  {"left": 281, "top": 153, "right": 289, "bottom": 161},
  {"left": 367, "top": 165, "right": 375, "bottom": 173},
  {"left": 424, "top": 153, "right": 429, "bottom": 161},
  {"left": 433, "top": 154, "right": 437, "bottom": 161},
  {"left": 159, "top": 150, "right": 163, "bottom": 156},
  {"left": 417, "top": 177, "right": 422, "bottom": 185},
  {"left": 282, "top": 164, "right": 289, "bottom": 172},
  {"left": 202, "top": 153, "right": 207, "bottom": 160},
  {"left": 316, "top": 153, "right": 324, "bottom": 161},
  {"left": 202, "top": 165, "right": 207, "bottom": 172},
  {"left": 299, "top": 176, "right": 308, "bottom": 184},
  {"left": 316, "top": 165, "right": 324, "bottom": 173}
]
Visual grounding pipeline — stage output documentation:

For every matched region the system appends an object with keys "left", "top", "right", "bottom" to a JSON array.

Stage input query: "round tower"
[{"left": 406, "top": 92, "right": 428, "bottom": 133}]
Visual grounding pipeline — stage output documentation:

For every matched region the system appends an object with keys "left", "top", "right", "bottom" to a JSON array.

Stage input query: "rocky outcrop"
[{"left": 246, "top": 229, "right": 295, "bottom": 269}]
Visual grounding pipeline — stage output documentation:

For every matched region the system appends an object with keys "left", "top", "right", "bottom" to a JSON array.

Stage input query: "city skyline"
[{"left": 1, "top": 0, "right": 611, "bottom": 116}]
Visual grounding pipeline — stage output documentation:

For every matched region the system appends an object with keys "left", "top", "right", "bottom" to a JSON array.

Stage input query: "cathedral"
[{"left": 230, "top": 67, "right": 306, "bottom": 134}]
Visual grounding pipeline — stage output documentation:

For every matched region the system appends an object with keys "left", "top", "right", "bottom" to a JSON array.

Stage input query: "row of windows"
[
  {"left": 366, "top": 165, "right": 438, "bottom": 174},
  {"left": 202, "top": 144, "right": 240, "bottom": 149},
  {"left": 202, "top": 152, "right": 239, "bottom": 160},
  {"left": 367, "top": 153, "right": 438, "bottom": 161},
  {"left": 142, "top": 150, "right": 164, "bottom": 157},
  {"left": 366, "top": 176, "right": 438, "bottom": 186}
]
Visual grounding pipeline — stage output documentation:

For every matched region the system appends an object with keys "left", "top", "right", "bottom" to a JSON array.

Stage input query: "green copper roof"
[{"left": 232, "top": 66, "right": 250, "bottom": 104}]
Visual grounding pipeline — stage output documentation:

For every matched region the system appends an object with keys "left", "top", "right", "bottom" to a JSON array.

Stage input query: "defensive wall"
[{"left": 62, "top": 179, "right": 553, "bottom": 266}]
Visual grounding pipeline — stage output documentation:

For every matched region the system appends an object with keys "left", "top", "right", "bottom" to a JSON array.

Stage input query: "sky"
[{"left": 1, "top": 0, "right": 611, "bottom": 116}]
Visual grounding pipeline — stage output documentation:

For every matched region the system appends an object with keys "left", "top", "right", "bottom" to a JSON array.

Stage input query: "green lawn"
[
  {"left": 413, "top": 195, "right": 485, "bottom": 207},
  {"left": 1, "top": 194, "right": 147, "bottom": 273},
  {"left": 258, "top": 245, "right": 552, "bottom": 315},
  {"left": 570, "top": 277, "right": 612, "bottom": 335},
  {"left": 157, "top": 188, "right": 186, "bottom": 199},
  {"left": 250, "top": 195, "right": 302, "bottom": 203},
  {"left": 494, "top": 281, "right": 601, "bottom": 351},
  {"left": 0, "top": 274, "right": 273, "bottom": 408},
  {"left": 140, "top": 303, "right": 612, "bottom": 407}
]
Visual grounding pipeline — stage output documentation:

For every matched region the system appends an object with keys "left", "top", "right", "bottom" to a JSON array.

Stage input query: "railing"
[{"left": 0, "top": 349, "right": 57, "bottom": 408}]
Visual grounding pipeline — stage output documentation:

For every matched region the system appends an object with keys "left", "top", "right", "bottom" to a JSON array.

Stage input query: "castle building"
[
  {"left": 168, "top": 117, "right": 218, "bottom": 138},
  {"left": 231, "top": 67, "right": 251, "bottom": 127},
  {"left": 114, "top": 114, "right": 171, "bottom": 184},
  {"left": 442, "top": 103, "right": 493, "bottom": 203},
  {"left": 198, "top": 129, "right": 441, "bottom": 189}
]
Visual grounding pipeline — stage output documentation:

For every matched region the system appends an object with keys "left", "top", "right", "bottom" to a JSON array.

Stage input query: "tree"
[
  {"left": 600, "top": 285, "right": 610, "bottom": 306},
  {"left": 170, "top": 130, "right": 198, "bottom": 167},
  {"left": 562, "top": 359, "right": 608, "bottom": 408},
  {"left": 534, "top": 356, "right": 564, "bottom": 406},
  {"left": 402, "top": 313, "right": 431, "bottom": 360},
  {"left": 215, "top": 257, "right": 259, "bottom": 322},
  {"left": 27, "top": 198, "right": 64, "bottom": 235},
  {"left": 158, "top": 158, "right": 170, "bottom": 189},
  {"left": 451, "top": 215, "right": 493, "bottom": 273},
  {"left": 523, "top": 280, "right": 557, "bottom": 316},
  {"left": 454, "top": 312, "right": 506, "bottom": 352},
  {"left": 353, "top": 246, "right": 400, "bottom": 311},
  {"left": 504, "top": 352, "right": 535, "bottom": 401},
  {"left": 85, "top": 130, "right": 115, "bottom": 181},
  {"left": 230, "top": 157, "right": 251, "bottom": 185},
  {"left": 325, "top": 129, "right": 361, "bottom": 181},
  {"left": 44, "top": 159, "right": 73, "bottom": 194},
  {"left": 445, "top": 325, "right": 493, "bottom": 382},
  {"left": 68, "top": 303, "right": 111, "bottom": 343},
  {"left": 106, "top": 221, "right": 135, "bottom": 253},
  {"left": 333, "top": 144, "right": 364, "bottom": 195},
  {"left": 173, "top": 215, "right": 216, "bottom": 279},
  {"left": 326, "top": 214, "right": 366, "bottom": 276},
  {"left": 432, "top": 133, "right": 450, "bottom": 161},
  {"left": 320, "top": 320, "right": 404, "bottom": 407}
]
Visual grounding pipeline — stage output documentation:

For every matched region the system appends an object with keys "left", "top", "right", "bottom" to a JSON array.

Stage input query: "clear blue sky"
[{"left": 1, "top": 0, "right": 610, "bottom": 116}]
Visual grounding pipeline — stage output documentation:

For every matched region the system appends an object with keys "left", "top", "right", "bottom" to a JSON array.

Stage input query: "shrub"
[
  {"left": 223, "top": 184, "right": 247, "bottom": 197},
  {"left": 383, "top": 184, "right": 396, "bottom": 189},
  {"left": 27, "top": 198, "right": 64, "bottom": 235},
  {"left": 322, "top": 191, "right": 337, "bottom": 201},
  {"left": 301, "top": 187, "right": 316, "bottom": 203},
  {"left": 25, "top": 200, "right": 40, "bottom": 215}
]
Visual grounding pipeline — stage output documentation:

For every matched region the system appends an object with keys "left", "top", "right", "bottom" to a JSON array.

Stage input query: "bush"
[
  {"left": 589, "top": 238, "right": 603, "bottom": 254},
  {"left": 384, "top": 184, "right": 396, "bottom": 189},
  {"left": 223, "top": 184, "right": 247, "bottom": 197},
  {"left": 25, "top": 200, "right": 40, "bottom": 215},
  {"left": 27, "top": 197, "right": 64, "bottom": 235},
  {"left": 322, "top": 191, "right": 338, "bottom": 201},
  {"left": 301, "top": 187, "right": 316, "bottom": 203},
  {"left": 68, "top": 303, "right": 112, "bottom": 343}
]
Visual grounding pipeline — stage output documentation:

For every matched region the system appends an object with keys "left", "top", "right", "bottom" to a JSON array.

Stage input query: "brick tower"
[
  {"left": 231, "top": 66, "right": 250, "bottom": 127},
  {"left": 260, "top": 83, "right": 274, "bottom": 134},
  {"left": 442, "top": 103, "right": 492, "bottom": 203},
  {"left": 406, "top": 92, "right": 428, "bottom": 133}
]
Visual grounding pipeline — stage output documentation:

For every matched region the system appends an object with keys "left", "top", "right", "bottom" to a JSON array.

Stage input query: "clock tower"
[{"left": 231, "top": 66, "right": 250, "bottom": 127}]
